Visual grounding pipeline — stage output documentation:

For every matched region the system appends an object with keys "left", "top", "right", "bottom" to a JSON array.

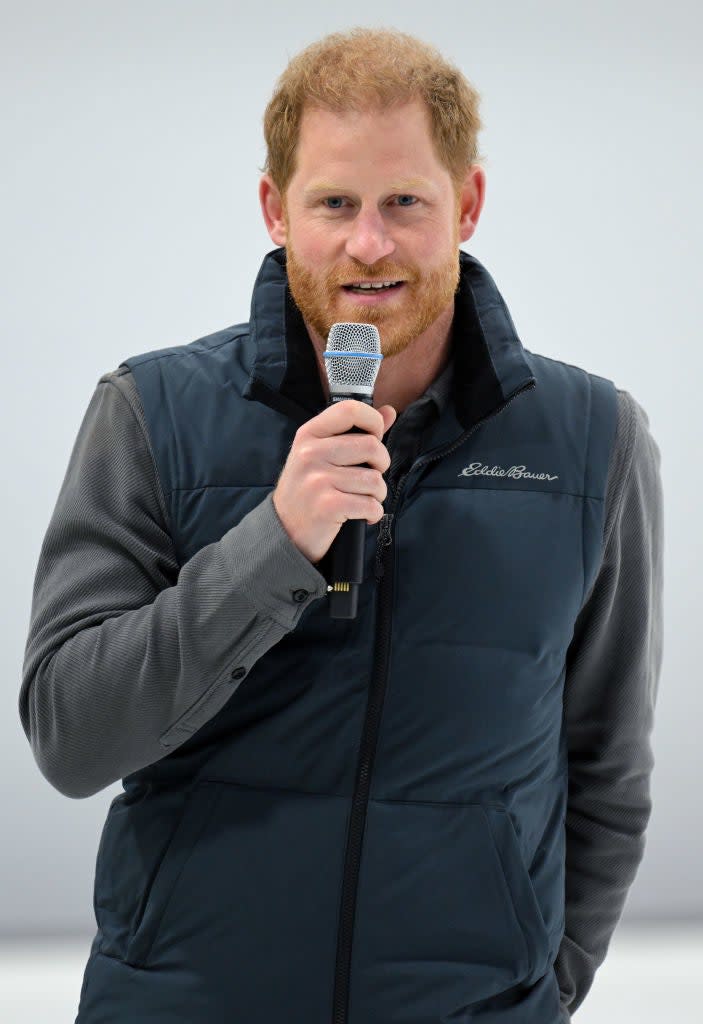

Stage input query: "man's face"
[{"left": 261, "top": 99, "right": 482, "bottom": 359}]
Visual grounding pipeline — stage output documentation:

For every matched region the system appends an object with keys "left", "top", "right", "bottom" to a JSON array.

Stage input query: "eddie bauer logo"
[{"left": 458, "top": 462, "right": 559, "bottom": 482}]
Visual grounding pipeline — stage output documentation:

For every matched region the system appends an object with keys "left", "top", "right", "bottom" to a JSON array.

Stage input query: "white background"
[{"left": 2, "top": 0, "right": 700, "bottom": 935}]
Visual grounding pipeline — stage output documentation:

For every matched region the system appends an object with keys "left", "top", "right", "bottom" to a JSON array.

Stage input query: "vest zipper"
[
  {"left": 373, "top": 512, "right": 394, "bottom": 580},
  {"left": 330, "top": 378, "right": 536, "bottom": 1024}
]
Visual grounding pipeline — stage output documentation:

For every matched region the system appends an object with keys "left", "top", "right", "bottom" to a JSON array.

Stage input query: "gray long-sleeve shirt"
[{"left": 19, "top": 355, "right": 664, "bottom": 1021}]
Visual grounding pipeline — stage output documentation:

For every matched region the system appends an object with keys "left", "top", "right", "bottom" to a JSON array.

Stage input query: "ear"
[
  {"left": 259, "top": 173, "right": 287, "bottom": 246},
  {"left": 457, "top": 164, "right": 486, "bottom": 244}
]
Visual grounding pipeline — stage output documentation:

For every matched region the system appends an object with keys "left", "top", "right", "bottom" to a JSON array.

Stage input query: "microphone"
[{"left": 323, "top": 322, "right": 384, "bottom": 619}]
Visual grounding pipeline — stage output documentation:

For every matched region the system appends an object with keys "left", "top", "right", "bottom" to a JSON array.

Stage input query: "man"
[{"left": 20, "top": 27, "right": 663, "bottom": 1024}]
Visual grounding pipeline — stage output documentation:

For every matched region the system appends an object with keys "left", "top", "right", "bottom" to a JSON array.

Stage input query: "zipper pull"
[{"left": 374, "top": 513, "right": 394, "bottom": 581}]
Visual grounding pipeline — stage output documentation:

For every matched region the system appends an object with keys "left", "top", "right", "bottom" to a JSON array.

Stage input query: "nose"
[{"left": 344, "top": 205, "right": 396, "bottom": 265}]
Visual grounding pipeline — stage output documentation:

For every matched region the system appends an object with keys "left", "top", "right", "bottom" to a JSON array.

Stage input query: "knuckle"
[
  {"left": 308, "top": 468, "right": 325, "bottom": 491},
  {"left": 297, "top": 440, "right": 314, "bottom": 464}
]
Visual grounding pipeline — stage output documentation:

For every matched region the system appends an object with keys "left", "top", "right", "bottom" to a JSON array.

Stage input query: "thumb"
[{"left": 381, "top": 405, "right": 397, "bottom": 433}]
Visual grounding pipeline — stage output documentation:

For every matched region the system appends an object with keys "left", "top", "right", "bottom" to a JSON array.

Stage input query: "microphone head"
[{"left": 324, "top": 322, "right": 383, "bottom": 400}]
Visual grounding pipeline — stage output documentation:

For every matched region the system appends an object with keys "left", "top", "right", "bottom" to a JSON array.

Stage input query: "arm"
[
  {"left": 19, "top": 368, "right": 328, "bottom": 799},
  {"left": 555, "top": 389, "right": 665, "bottom": 1020}
]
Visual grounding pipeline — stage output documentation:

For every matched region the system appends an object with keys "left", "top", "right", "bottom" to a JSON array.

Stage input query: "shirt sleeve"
[
  {"left": 554, "top": 388, "right": 665, "bottom": 1020},
  {"left": 19, "top": 368, "right": 328, "bottom": 800}
]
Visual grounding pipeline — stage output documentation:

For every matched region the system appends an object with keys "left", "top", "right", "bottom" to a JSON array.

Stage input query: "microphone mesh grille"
[{"left": 324, "top": 322, "right": 382, "bottom": 394}]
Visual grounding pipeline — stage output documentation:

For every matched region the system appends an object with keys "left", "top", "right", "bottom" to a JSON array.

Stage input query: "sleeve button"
[
  {"left": 292, "top": 588, "right": 309, "bottom": 603},
  {"left": 230, "top": 667, "right": 246, "bottom": 681}
]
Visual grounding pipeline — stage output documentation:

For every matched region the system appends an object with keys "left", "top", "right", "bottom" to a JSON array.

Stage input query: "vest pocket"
[
  {"left": 123, "top": 780, "right": 224, "bottom": 968},
  {"left": 350, "top": 799, "right": 552, "bottom": 1020},
  {"left": 93, "top": 784, "right": 204, "bottom": 962},
  {"left": 482, "top": 804, "right": 553, "bottom": 981},
  {"left": 116, "top": 780, "right": 351, "bottom": 1021}
]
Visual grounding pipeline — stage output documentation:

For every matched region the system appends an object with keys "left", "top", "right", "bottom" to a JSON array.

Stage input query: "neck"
[{"left": 306, "top": 303, "right": 454, "bottom": 415}]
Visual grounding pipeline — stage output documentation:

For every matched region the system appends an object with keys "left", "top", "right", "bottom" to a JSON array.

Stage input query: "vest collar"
[{"left": 243, "top": 246, "right": 536, "bottom": 432}]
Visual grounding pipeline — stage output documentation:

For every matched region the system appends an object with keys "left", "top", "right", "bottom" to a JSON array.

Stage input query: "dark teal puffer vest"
[{"left": 76, "top": 248, "right": 618, "bottom": 1024}]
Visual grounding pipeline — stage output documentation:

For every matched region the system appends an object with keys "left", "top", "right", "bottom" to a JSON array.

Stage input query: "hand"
[{"left": 272, "top": 399, "right": 397, "bottom": 564}]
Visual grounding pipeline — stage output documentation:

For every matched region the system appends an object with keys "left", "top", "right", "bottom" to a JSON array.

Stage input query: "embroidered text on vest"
[{"left": 458, "top": 462, "right": 560, "bottom": 482}]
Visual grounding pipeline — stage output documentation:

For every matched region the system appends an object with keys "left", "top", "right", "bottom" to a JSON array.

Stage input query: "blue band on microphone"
[{"left": 323, "top": 351, "right": 383, "bottom": 359}]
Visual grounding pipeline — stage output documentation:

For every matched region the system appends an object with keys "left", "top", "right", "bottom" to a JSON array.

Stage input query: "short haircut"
[{"left": 263, "top": 27, "right": 484, "bottom": 194}]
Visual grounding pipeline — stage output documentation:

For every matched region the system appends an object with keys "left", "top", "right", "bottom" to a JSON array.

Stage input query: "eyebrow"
[{"left": 302, "top": 177, "right": 436, "bottom": 198}]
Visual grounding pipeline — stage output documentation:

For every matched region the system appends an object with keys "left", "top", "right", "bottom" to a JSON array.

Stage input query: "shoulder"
[
  {"left": 604, "top": 387, "right": 662, "bottom": 547},
  {"left": 118, "top": 323, "right": 250, "bottom": 371},
  {"left": 96, "top": 364, "right": 149, "bottom": 439},
  {"left": 524, "top": 348, "right": 617, "bottom": 393},
  {"left": 609, "top": 388, "right": 661, "bottom": 491},
  {"left": 522, "top": 351, "right": 660, "bottom": 530},
  {"left": 95, "top": 321, "right": 251, "bottom": 426}
]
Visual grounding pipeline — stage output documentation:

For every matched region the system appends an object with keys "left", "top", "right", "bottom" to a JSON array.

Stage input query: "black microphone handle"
[{"left": 327, "top": 395, "right": 375, "bottom": 620}]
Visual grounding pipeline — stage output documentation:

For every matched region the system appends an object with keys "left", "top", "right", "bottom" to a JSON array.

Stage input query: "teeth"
[{"left": 350, "top": 281, "right": 400, "bottom": 290}]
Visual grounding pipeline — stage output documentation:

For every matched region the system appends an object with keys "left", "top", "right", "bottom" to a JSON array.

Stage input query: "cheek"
[
  {"left": 288, "top": 213, "right": 344, "bottom": 262},
  {"left": 422, "top": 221, "right": 460, "bottom": 268},
  {"left": 308, "top": 221, "right": 348, "bottom": 261}
]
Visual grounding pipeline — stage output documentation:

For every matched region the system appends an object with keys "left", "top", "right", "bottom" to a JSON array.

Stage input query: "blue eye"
[
  {"left": 324, "top": 197, "right": 346, "bottom": 209},
  {"left": 396, "top": 195, "right": 417, "bottom": 206}
]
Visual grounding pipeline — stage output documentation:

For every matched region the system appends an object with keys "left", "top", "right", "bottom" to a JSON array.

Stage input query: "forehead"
[{"left": 291, "top": 99, "right": 450, "bottom": 188}]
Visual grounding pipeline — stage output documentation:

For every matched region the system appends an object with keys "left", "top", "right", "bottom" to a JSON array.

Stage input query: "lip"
[{"left": 340, "top": 282, "right": 407, "bottom": 303}]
